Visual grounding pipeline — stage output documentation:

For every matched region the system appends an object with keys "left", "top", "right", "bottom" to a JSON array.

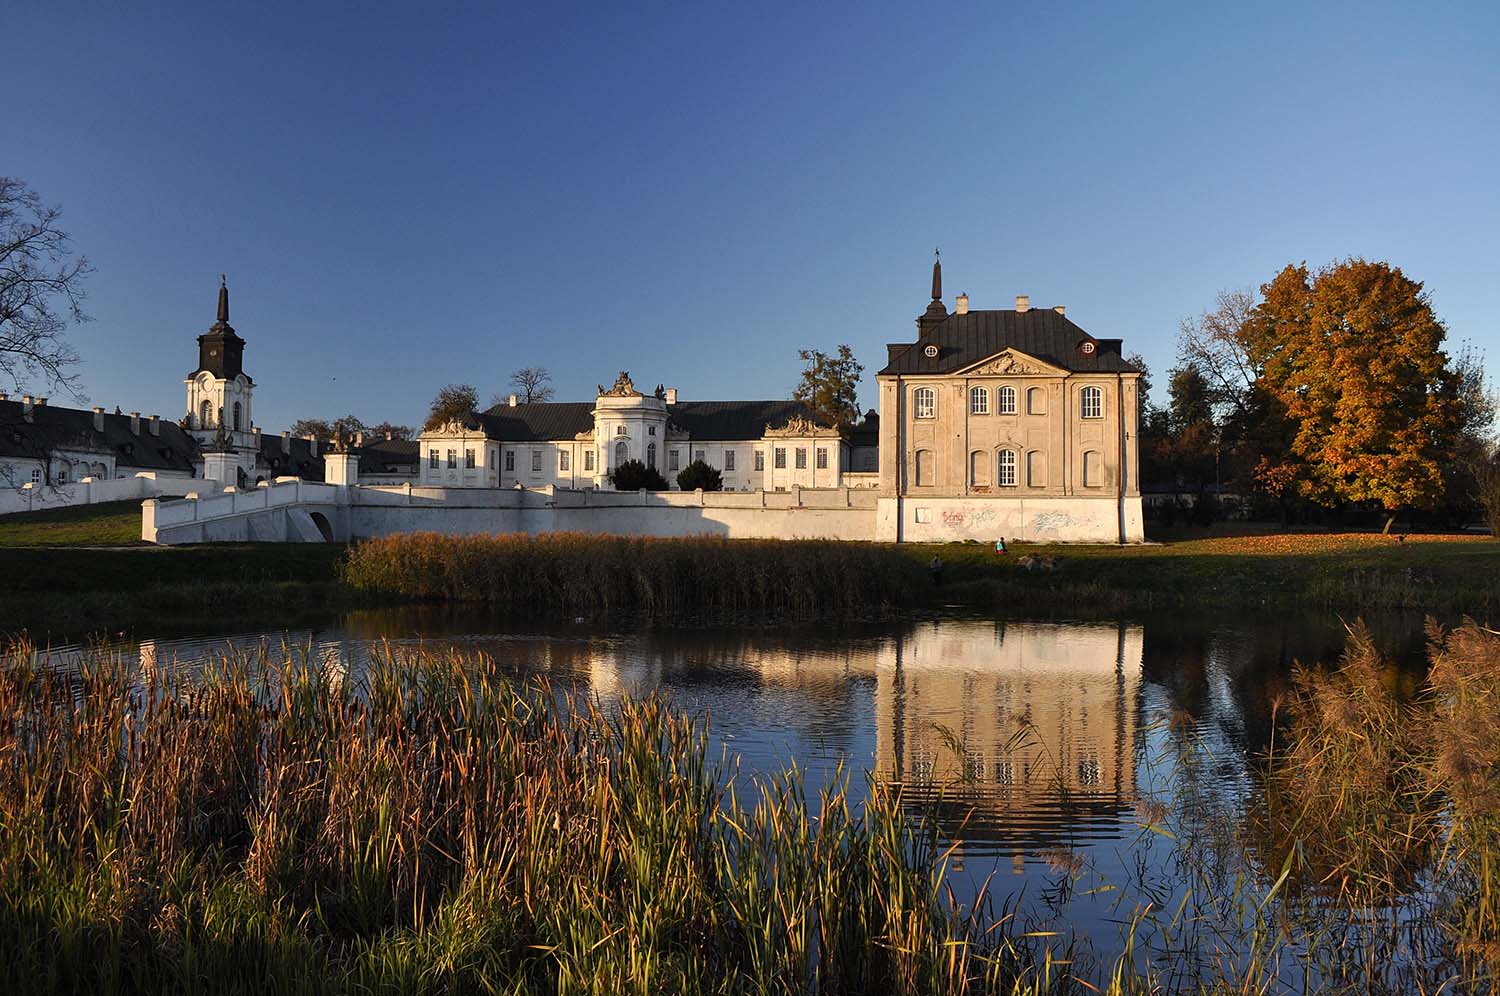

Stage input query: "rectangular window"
[
  {"left": 694, "top": 449, "right": 704, "bottom": 462},
  {"left": 531, "top": 449, "right": 542, "bottom": 473},
  {"left": 668, "top": 449, "right": 680, "bottom": 471},
  {"left": 914, "top": 387, "right": 936, "bottom": 419},
  {"left": 815, "top": 447, "right": 828, "bottom": 469},
  {"left": 446, "top": 449, "right": 457, "bottom": 469},
  {"left": 31, "top": 468, "right": 41, "bottom": 484},
  {"left": 559, "top": 450, "right": 570, "bottom": 471},
  {"left": 724, "top": 449, "right": 735, "bottom": 471},
  {"left": 754, "top": 450, "right": 765, "bottom": 471},
  {"left": 648, "top": 425, "right": 656, "bottom": 436},
  {"left": 584, "top": 450, "right": 595, "bottom": 471},
  {"left": 970, "top": 387, "right": 989, "bottom": 415},
  {"left": 429, "top": 450, "right": 439, "bottom": 469},
  {"left": 914, "top": 507, "right": 931, "bottom": 524},
  {"left": 794, "top": 448, "right": 807, "bottom": 469},
  {"left": 464, "top": 448, "right": 475, "bottom": 469},
  {"left": 615, "top": 425, "right": 627, "bottom": 436},
  {"left": 505, "top": 450, "right": 515, "bottom": 471},
  {"left": 774, "top": 447, "right": 786, "bottom": 469}
]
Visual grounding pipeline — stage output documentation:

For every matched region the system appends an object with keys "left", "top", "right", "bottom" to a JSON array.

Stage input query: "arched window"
[
  {"left": 914, "top": 449, "right": 933, "bottom": 486},
  {"left": 997, "top": 450, "right": 1017, "bottom": 487},
  {"left": 1026, "top": 387, "right": 1046, "bottom": 415},
  {"left": 997, "top": 386, "right": 1017, "bottom": 415},
  {"left": 199, "top": 400, "right": 213, "bottom": 428},
  {"left": 969, "top": 451, "right": 989, "bottom": 486},
  {"left": 1026, "top": 451, "right": 1046, "bottom": 488},
  {"left": 1082, "top": 450, "right": 1102, "bottom": 488},
  {"left": 913, "top": 387, "right": 936, "bottom": 419},
  {"left": 969, "top": 386, "right": 988, "bottom": 415},
  {"left": 1080, "top": 386, "right": 1104, "bottom": 419},
  {"left": 614, "top": 441, "right": 628, "bottom": 468},
  {"left": 647, "top": 442, "right": 657, "bottom": 469},
  {"left": 232, "top": 401, "right": 242, "bottom": 430}
]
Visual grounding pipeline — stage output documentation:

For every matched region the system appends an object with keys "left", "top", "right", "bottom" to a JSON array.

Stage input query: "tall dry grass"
[
  {"left": 341, "top": 531, "right": 926, "bottom": 620},
  {"left": 0, "top": 638, "right": 1045, "bottom": 995},
  {"left": 1246, "top": 618, "right": 1500, "bottom": 986}
]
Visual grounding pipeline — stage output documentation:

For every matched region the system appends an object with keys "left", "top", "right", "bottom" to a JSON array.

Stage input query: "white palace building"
[{"left": 4, "top": 260, "right": 1145, "bottom": 543}]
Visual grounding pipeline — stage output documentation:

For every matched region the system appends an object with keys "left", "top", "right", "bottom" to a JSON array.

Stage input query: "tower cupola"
[{"left": 194, "top": 275, "right": 247, "bottom": 380}]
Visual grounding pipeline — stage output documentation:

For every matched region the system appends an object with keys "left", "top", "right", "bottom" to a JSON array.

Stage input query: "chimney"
[
  {"left": 93, "top": 406, "right": 105, "bottom": 431},
  {"left": 1015, "top": 295, "right": 1030, "bottom": 313},
  {"left": 354, "top": 431, "right": 364, "bottom": 447},
  {"left": 129, "top": 411, "right": 141, "bottom": 434},
  {"left": 21, "top": 395, "right": 34, "bottom": 422},
  {"left": 281, "top": 430, "right": 291, "bottom": 454},
  {"left": 665, "top": 387, "right": 678, "bottom": 405},
  {"left": 149, "top": 414, "right": 161, "bottom": 436},
  {"left": 1053, "top": 305, "right": 1066, "bottom": 316},
  {"left": 383, "top": 430, "right": 392, "bottom": 441},
  {"left": 0, "top": 392, "right": 8, "bottom": 401},
  {"left": 507, "top": 394, "right": 518, "bottom": 407},
  {"left": 251, "top": 426, "right": 260, "bottom": 443},
  {"left": 955, "top": 293, "right": 969, "bottom": 315},
  {"left": 35, "top": 397, "right": 46, "bottom": 407}
]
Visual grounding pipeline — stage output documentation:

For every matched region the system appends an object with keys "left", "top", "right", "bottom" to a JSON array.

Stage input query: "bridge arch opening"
[{"left": 308, "top": 511, "right": 334, "bottom": 542}]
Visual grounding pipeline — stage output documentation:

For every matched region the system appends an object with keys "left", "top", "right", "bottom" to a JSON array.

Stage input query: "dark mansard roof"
[
  {"left": 474, "top": 399, "right": 826, "bottom": 442},
  {"left": 0, "top": 399, "right": 199, "bottom": 473},
  {"left": 880, "top": 307, "right": 1138, "bottom": 377}
]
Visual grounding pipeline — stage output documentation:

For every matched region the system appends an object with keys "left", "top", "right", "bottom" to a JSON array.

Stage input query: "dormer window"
[{"left": 923, "top": 344, "right": 939, "bottom": 358}]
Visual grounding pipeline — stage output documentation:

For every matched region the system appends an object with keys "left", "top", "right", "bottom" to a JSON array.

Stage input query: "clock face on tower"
[{"left": 209, "top": 349, "right": 219, "bottom": 358}]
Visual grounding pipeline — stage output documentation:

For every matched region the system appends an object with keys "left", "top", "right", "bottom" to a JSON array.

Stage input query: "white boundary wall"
[
  {"left": 143, "top": 482, "right": 1145, "bottom": 544},
  {"left": 0, "top": 472, "right": 198, "bottom": 517}
]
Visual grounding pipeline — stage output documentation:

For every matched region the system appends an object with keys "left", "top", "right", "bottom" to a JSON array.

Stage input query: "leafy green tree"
[
  {"left": 792, "top": 345, "right": 863, "bottom": 427},
  {"left": 609, "top": 459, "right": 668, "bottom": 491},
  {"left": 1247, "top": 259, "right": 1460, "bottom": 530},
  {"left": 676, "top": 460, "right": 722, "bottom": 492},
  {"left": 423, "top": 384, "right": 479, "bottom": 431}
]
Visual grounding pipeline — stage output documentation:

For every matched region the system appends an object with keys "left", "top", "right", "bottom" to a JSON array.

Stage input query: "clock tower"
[{"left": 185, "top": 276, "right": 256, "bottom": 477}]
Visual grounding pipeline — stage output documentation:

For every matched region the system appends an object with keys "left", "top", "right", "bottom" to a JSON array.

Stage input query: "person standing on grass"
[
  {"left": 995, "top": 537, "right": 1007, "bottom": 555},
  {"left": 929, "top": 554, "right": 944, "bottom": 588}
]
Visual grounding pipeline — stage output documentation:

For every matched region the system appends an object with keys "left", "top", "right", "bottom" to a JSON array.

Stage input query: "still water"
[{"left": 39, "top": 608, "right": 1435, "bottom": 983}]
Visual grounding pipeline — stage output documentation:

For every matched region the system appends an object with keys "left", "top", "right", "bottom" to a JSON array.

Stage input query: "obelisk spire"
[
  {"left": 931, "top": 248, "right": 942, "bottom": 301},
  {"left": 217, "top": 274, "right": 229, "bottom": 324}
]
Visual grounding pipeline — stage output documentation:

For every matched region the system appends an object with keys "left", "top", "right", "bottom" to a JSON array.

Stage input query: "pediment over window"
[{"left": 954, "top": 349, "right": 1068, "bottom": 378}]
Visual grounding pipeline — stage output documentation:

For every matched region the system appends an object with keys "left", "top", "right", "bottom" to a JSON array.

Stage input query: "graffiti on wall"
[
  {"left": 1032, "top": 511, "right": 1079, "bottom": 538},
  {"left": 936, "top": 507, "right": 999, "bottom": 528}
]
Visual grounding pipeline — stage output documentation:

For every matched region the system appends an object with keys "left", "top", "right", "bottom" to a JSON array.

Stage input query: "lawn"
[
  {"left": 0, "top": 500, "right": 147, "bottom": 547},
  {"left": 909, "top": 532, "right": 1500, "bottom": 616}
]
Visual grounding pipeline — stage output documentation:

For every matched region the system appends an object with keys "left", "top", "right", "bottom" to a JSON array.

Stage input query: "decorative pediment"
[
  {"left": 763, "top": 415, "right": 841, "bottom": 438},
  {"left": 955, "top": 349, "right": 1067, "bottom": 378}
]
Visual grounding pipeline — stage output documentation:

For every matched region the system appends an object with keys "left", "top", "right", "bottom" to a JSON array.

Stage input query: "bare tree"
[
  {"left": 508, "top": 366, "right": 554, "bottom": 404},
  {"left": 0, "top": 178, "right": 92, "bottom": 397},
  {"left": 424, "top": 384, "right": 479, "bottom": 431},
  {"left": 1177, "top": 287, "right": 1259, "bottom": 418}
]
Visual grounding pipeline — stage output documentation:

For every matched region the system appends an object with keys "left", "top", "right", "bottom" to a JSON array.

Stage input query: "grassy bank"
[
  {"left": 0, "top": 500, "right": 146, "bottom": 547},
  {"left": 921, "top": 532, "right": 1500, "bottom": 615},
  {"left": 4, "top": 500, "right": 1497, "bottom": 637},
  {"left": 342, "top": 532, "right": 926, "bottom": 621}
]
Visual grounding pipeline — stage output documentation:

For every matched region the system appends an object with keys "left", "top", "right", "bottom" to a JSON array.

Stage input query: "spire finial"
[
  {"left": 217, "top": 274, "right": 229, "bottom": 324},
  {"left": 930, "top": 248, "right": 942, "bottom": 301}
]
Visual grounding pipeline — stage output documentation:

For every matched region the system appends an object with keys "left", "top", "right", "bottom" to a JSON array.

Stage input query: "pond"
[{"left": 31, "top": 607, "right": 1443, "bottom": 988}]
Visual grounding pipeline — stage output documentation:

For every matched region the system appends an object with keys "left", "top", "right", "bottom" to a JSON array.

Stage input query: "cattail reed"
[{"left": 340, "top": 531, "right": 927, "bottom": 621}]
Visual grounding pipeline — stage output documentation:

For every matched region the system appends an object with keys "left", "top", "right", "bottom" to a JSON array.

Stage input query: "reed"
[
  {"left": 0, "top": 638, "right": 1042, "bottom": 995},
  {"left": 341, "top": 531, "right": 926, "bottom": 621}
]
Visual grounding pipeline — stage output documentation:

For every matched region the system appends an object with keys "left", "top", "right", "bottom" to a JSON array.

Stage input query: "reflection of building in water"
[{"left": 874, "top": 620, "right": 1143, "bottom": 844}]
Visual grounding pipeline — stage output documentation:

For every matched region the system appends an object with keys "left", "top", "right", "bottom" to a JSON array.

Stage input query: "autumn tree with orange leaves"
[{"left": 1243, "top": 259, "right": 1459, "bottom": 531}]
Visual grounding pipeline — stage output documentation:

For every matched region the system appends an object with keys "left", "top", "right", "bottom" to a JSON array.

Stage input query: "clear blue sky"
[{"left": 10, "top": 1, "right": 1498, "bottom": 430}]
